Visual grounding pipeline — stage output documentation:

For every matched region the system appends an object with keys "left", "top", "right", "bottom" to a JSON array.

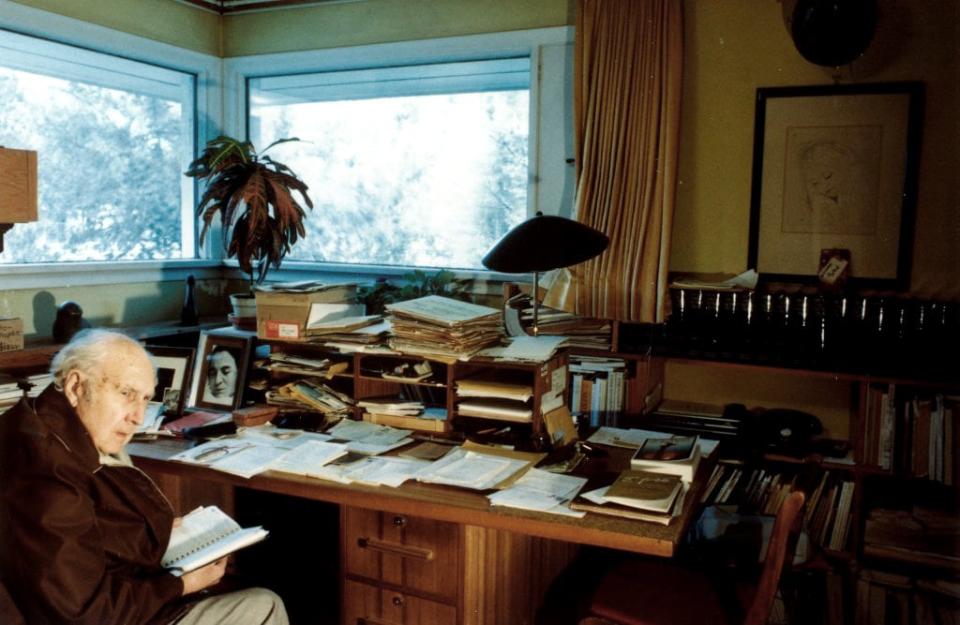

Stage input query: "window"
[
  {"left": 0, "top": 28, "right": 196, "bottom": 265},
  {"left": 250, "top": 59, "right": 528, "bottom": 270},
  {"left": 234, "top": 28, "right": 574, "bottom": 273}
]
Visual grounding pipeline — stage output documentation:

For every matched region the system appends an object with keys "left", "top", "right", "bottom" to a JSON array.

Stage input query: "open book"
[{"left": 162, "top": 506, "right": 268, "bottom": 576}]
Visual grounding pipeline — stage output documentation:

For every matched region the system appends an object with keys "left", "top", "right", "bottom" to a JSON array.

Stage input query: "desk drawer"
[
  {"left": 343, "top": 507, "right": 460, "bottom": 601},
  {"left": 342, "top": 579, "right": 457, "bottom": 625}
]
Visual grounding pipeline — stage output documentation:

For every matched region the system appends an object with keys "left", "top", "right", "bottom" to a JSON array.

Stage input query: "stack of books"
[
  {"left": 387, "top": 295, "right": 504, "bottom": 360},
  {"left": 569, "top": 355, "right": 627, "bottom": 427},
  {"left": 571, "top": 470, "right": 685, "bottom": 525},
  {"left": 630, "top": 434, "right": 701, "bottom": 482}
]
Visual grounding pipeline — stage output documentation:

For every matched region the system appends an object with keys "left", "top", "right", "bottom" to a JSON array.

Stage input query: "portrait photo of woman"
[{"left": 188, "top": 331, "right": 252, "bottom": 411}]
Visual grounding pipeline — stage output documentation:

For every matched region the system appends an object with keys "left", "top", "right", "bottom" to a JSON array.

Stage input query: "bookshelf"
[{"left": 615, "top": 344, "right": 960, "bottom": 625}]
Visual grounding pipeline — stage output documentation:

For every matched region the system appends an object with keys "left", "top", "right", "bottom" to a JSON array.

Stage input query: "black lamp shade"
[{"left": 481, "top": 213, "right": 609, "bottom": 273}]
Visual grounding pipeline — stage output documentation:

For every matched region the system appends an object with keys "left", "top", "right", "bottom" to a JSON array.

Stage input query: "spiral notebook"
[{"left": 162, "top": 506, "right": 268, "bottom": 576}]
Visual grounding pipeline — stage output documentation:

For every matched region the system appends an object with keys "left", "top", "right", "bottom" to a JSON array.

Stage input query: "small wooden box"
[
  {"left": 0, "top": 318, "right": 24, "bottom": 352},
  {"left": 0, "top": 148, "right": 38, "bottom": 222}
]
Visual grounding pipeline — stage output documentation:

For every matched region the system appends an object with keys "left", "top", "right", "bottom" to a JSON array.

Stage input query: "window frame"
[
  {"left": 0, "top": 2, "right": 221, "bottom": 290},
  {"left": 224, "top": 26, "right": 574, "bottom": 281}
]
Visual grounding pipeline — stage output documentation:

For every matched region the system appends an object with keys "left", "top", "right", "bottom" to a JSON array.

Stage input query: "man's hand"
[{"left": 179, "top": 558, "right": 227, "bottom": 595}]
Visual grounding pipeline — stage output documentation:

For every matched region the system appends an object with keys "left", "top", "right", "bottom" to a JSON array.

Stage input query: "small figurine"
[
  {"left": 52, "top": 300, "right": 91, "bottom": 344},
  {"left": 181, "top": 274, "right": 199, "bottom": 327}
]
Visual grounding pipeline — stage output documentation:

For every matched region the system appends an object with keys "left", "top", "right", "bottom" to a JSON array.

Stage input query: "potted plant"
[{"left": 185, "top": 135, "right": 313, "bottom": 318}]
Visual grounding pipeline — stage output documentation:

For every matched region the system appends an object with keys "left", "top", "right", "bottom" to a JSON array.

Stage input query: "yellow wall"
[
  {"left": 674, "top": 0, "right": 959, "bottom": 298},
  {"left": 222, "top": 0, "right": 573, "bottom": 56},
  {"left": 2, "top": 0, "right": 957, "bottom": 343},
  {"left": 8, "top": 0, "right": 221, "bottom": 55},
  {"left": 0, "top": 279, "right": 232, "bottom": 338}
]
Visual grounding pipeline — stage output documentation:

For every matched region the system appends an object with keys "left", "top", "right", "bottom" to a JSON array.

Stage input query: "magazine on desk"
[{"left": 162, "top": 506, "right": 268, "bottom": 576}]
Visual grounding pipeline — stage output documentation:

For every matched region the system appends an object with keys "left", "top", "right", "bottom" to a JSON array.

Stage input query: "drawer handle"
[
  {"left": 356, "top": 537, "right": 435, "bottom": 561},
  {"left": 392, "top": 595, "right": 404, "bottom": 607},
  {"left": 357, "top": 618, "right": 395, "bottom": 625}
]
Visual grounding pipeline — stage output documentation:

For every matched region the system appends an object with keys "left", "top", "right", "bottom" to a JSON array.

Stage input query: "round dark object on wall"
[
  {"left": 52, "top": 300, "right": 92, "bottom": 344},
  {"left": 789, "top": 0, "right": 878, "bottom": 67}
]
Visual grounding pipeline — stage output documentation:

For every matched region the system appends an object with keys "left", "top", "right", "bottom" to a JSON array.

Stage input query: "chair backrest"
[{"left": 742, "top": 490, "right": 806, "bottom": 625}]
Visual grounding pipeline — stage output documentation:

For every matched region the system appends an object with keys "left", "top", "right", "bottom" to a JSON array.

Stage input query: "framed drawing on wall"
[
  {"left": 144, "top": 345, "right": 194, "bottom": 417},
  {"left": 187, "top": 331, "right": 253, "bottom": 411},
  {"left": 747, "top": 82, "right": 923, "bottom": 289}
]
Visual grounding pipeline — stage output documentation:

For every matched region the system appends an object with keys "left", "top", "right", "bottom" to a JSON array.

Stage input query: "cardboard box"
[
  {"left": 0, "top": 318, "right": 24, "bottom": 352},
  {"left": 0, "top": 148, "right": 38, "bottom": 222},
  {"left": 255, "top": 284, "right": 358, "bottom": 340}
]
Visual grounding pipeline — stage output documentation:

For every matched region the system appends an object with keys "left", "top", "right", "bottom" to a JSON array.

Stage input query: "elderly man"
[{"left": 0, "top": 329, "right": 288, "bottom": 625}]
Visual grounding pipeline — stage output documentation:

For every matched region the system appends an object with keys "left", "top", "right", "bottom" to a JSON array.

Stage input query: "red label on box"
[{"left": 264, "top": 319, "right": 301, "bottom": 340}]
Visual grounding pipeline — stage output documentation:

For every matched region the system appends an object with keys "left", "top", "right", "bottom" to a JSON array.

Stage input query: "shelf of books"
[{"left": 626, "top": 350, "right": 960, "bottom": 625}]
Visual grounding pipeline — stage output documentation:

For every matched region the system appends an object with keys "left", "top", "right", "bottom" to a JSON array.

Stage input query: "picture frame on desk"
[
  {"left": 143, "top": 345, "right": 194, "bottom": 417},
  {"left": 187, "top": 331, "right": 252, "bottom": 411},
  {"left": 747, "top": 82, "right": 923, "bottom": 290}
]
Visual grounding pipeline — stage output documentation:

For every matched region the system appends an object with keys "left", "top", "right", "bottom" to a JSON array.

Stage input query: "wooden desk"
[
  {"left": 131, "top": 440, "right": 701, "bottom": 557},
  {"left": 130, "top": 439, "right": 707, "bottom": 625}
]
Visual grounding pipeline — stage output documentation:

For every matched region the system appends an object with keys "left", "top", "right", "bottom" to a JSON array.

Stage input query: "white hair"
[{"left": 50, "top": 329, "right": 153, "bottom": 389}]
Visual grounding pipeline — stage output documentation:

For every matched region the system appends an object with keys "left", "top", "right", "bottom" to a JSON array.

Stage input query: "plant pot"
[{"left": 229, "top": 293, "right": 257, "bottom": 319}]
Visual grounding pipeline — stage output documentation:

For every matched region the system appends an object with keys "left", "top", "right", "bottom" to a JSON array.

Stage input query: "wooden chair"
[{"left": 579, "top": 490, "right": 806, "bottom": 625}]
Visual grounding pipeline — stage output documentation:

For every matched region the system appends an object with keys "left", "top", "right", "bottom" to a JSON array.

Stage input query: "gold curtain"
[{"left": 547, "top": 0, "right": 683, "bottom": 323}]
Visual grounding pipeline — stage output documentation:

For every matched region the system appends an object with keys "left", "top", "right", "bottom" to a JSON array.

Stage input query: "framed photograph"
[
  {"left": 747, "top": 82, "right": 923, "bottom": 289},
  {"left": 144, "top": 345, "right": 195, "bottom": 417},
  {"left": 187, "top": 331, "right": 253, "bottom": 411}
]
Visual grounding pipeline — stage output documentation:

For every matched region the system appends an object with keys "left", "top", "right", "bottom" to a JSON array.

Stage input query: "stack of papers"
[
  {"left": 325, "top": 419, "right": 414, "bottom": 455},
  {"left": 416, "top": 448, "right": 530, "bottom": 490},
  {"left": 267, "top": 379, "right": 354, "bottom": 415},
  {"left": 320, "top": 319, "right": 393, "bottom": 351},
  {"left": 258, "top": 352, "right": 349, "bottom": 378},
  {"left": 358, "top": 398, "right": 425, "bottom": 416},
  {"left": 586, "top": 426, "right": 720, "bottom": 458},
  {"left": 170, "top": 439, "right": 292, "bottom": 479},
  {"left": 487, "top": 468, "right": 588, "bottom": 518},
  {"left": 455, "top": 376, "right": 534, "bottom": 423},
  {"left": 386, "top": 295, "right": 504, "bottom": 360},
  {"left": 503, "top": 292, "right": 612, "bottom": 350},
  {"left": 255, "top": 280, "right": 357, "bottom": 295},
  {"left": 669, "top": 269, "right": 758, "bottom": 291},
  {"left": 305, "top": 313, "right": 382, "bottom": 337}
]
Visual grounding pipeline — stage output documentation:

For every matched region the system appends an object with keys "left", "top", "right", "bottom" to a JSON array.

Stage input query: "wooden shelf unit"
[
  {"left": 257, "top": 339, "right": 568, "bottom": 439},
  {"left": 637, "top": 349, "right": 960, "bottom": 621}
]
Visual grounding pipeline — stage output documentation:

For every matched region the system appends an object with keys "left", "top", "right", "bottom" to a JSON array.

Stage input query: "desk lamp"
[
  {"left": 481, "top": 211, "right": 609, "bottom": 335},
  {"left": 0, "top": 147, "right": 38, "bottom": 253}
]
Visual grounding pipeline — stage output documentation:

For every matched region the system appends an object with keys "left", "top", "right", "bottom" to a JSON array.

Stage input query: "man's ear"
[{"left": 63, "top": 370, "right": 85, "bottom": 408}]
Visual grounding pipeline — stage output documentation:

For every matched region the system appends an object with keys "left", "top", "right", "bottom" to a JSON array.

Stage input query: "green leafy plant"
[
  {"left": 357, "top": 270, "right": 473, "bottom": 315},
  {"left": 185, "top": 135, "right": 313, "bottom": 286}
]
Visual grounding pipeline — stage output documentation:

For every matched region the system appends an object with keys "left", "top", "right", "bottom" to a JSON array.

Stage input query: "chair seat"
[{"left": 588, "top": 559, "right": 732, "bottom": 625}]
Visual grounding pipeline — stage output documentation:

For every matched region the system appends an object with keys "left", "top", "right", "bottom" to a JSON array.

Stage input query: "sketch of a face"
[
  {"left": 800, "top": 142, "right": 853, "bottom": 212},
  {"left": 204, "top": 348, "right": 238, "bottom": 403},
  {"left": 782, "top": 127, "right": 881, "bottom": 236}
]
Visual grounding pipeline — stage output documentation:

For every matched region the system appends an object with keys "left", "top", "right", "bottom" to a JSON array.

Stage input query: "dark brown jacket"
[{"left": 0, "top": 386, "right": 186, "bottom": 625}]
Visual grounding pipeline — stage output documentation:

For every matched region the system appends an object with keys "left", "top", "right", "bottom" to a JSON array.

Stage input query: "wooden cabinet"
[
  {"left": 342, "top": 580, "right": 457, "bottom": 625},
  {"left": 340, "top": 506, "right": 579, "bottom": 625},
  {"left": 342, "top": 508, "right": 460, "bottom": 625},
  {"left": 343, "top": 508, "right": 460, "bottom": 603}
]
